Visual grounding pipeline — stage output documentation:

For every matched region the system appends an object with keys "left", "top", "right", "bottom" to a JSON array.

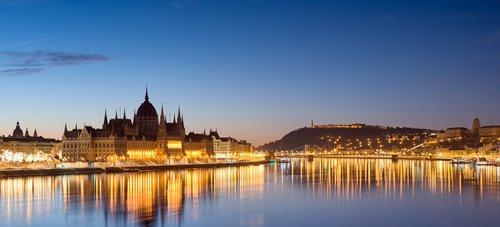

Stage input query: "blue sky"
[{"left": 1, "top": 0, "right": 500, "bottom": 145}]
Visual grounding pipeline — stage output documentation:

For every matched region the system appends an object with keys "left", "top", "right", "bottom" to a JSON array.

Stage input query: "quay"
[{"left": 0, "top": 160, "right": 270, "bottom": 178}]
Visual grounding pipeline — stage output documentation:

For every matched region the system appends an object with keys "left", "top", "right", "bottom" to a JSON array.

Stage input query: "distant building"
[
  {"left": 479, "top": 126, "right": 500, "bottom": 138},
  {"left": 0, "top": 121, "right": 61, "bottom": 157},
  {"left": 431, "top": 118, "right": 500, "bottom": 147},
  {"left": 208, "top": 130, "right": 253, "bottom": 159},
  {"left": 62, "top": 89, "right": 186, "bottom": 161},
  {"left": 184, "top": 132, "right": 214, "bottom": 158},
  {"left": 311, "top": 122, "right": 366, "bottom": 129},
  {"left": 437, "top": 127, "right": 468, "bottom": 139}
]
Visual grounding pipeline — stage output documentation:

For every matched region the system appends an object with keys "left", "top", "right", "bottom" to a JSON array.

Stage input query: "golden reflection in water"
[
  {"left": 1, "top": 160, "right": 500, "bottom": 226},
  {"left": 272, "top": 159, "right": 500, "bottom": 202},
  {"left": 0, "top": 166, "right": 266, "bottom": 226}
]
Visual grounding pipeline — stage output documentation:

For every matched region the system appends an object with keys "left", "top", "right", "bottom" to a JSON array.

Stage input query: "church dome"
[{"left": 13, "top": 122, "right": 24, "bottom": 137}]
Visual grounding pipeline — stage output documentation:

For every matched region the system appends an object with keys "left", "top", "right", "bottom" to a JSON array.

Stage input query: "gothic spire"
[
  {"left": 115, "top": 110, "right": 118, "bottom": 119},
  {"left": 177, "top": 106, "right": 181, "bottom": 123},
  {"left": 64, "top": 123, "right": 68, "bottom": 134},
  {"left": 103, "top": 109, "right": 108, "bottom": 128},
  {"left": 145, "top": 86, "right": 149, "bottom": 102},
  {"left": 160, "top": 103, "right": 165, "bottom": 122},
  {"left": 123, "top": 108, "right": 126, "bottom": 119},
  {"left": 133, "top": 109, "right": 136, "bottom": 125}
]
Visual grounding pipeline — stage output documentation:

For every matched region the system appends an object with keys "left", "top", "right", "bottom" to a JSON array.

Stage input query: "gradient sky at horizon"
[{"left": 1, "top": 0, "right": 500, "bottom": 145}]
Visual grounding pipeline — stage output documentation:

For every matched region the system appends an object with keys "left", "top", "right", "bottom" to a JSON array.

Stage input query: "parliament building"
[{"left": 62, "top": 89, "right": 186, "bottom": 161}]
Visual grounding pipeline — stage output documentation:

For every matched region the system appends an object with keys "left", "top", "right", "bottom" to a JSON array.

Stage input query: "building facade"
[
  {"left": 208, "top": 130, "right": 253, "bottom": 159},
  {"left": 62, "top": 89, "right": 186, "bottom": 161},
  {"left": 0, "top": 122, "right": 61, "bottom": 158},
  {"left": 183, "top": 130, "right": 253, "bottom": 159},
  {"left": 436, "top": 127, "right": 468, "bottom": 139},
  {"left": 184, "top": 132, "right": 214, "bottom": 158},
  {"left": 427, "top": 118, "right": 500, "bottom": 150},
  {"left": 479, "top": 126, "right": 500, "bottom": 138}
]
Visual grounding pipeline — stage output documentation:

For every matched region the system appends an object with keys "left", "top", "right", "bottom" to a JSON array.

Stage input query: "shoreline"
[
  {"left": 0, "top": 160, "right": 270, "bottom": 178},
  {"left": 0, "top": 155, "right": 492, "bottom": 178}
]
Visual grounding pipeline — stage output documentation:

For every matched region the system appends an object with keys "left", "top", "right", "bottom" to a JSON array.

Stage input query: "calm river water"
[{"left": 1, "top": 159, "right": 500, "bottom": 227}]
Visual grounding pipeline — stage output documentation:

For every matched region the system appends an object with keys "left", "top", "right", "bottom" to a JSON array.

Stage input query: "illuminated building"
[
  {"left": 435, "top": 118, "right": 500, "bottom": 140},
  {"left": 428, "top": 118, "right": 500, "bottom": 149},
  {"left": 184, "top": 132, "right": 214, "bottom": 158},
  {"left": 479, "top": 126, "right": 500, "bottom": 138},
  {"left": 436, "top": 127, "right": 468, "bottom": 139},
  {"left": 62, "top": 89, "right": 186, "bottom": 161},
  {"left": 208, "top": 130, "right": 253, "bottom": 159},
  {"left": 0, "top": 121, "right": 61, "bottom": 158},
  {"left": 184, "top": 130, "right": 253, "bottom": 159},
  {"left": 310, "top": 122, "right": 366, "bottom": 129}
]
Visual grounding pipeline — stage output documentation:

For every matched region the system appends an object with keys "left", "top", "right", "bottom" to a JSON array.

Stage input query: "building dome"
[
  {"left": 137, "top": 100, "right": 158, "bottom": 119},
  {"left": 135, "top": 89, "right": 159, "bottom": 139},
  {"left": 13, "top": 121, "right": 24, "bottom": 137}
]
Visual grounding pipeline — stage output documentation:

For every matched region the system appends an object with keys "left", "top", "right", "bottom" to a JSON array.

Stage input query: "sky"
[{"left": 0, "top": 0, "right": 500, "bottom": 145}]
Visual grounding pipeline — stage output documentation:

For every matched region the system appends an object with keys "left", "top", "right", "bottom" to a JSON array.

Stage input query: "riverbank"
[{"left": 0, "top": 160, "right": 270, "bottom": 178}]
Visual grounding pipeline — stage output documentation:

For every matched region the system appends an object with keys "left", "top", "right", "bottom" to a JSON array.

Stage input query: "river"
[{"left": 1, "top": 158, "right": 500, "bottom": 226}]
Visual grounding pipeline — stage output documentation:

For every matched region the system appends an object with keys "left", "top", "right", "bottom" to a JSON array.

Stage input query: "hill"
[{"left": 257, "top": 125, "right": 434, "bottom": 151}]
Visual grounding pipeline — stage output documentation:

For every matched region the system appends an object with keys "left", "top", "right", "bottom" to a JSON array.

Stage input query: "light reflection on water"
[{"left": 1, "top": 159, "right": 500, "bottom": 227}]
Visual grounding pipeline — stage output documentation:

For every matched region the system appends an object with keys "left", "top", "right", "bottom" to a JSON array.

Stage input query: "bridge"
[
  {"left": 409, "top": 143, "right": 424, "bottom": 151},
  {"left": 260, "top": 143, "right": 432, "bottom": 160},
  {"left": 272, "top": 145, "right": 318, "bottom": 158}
]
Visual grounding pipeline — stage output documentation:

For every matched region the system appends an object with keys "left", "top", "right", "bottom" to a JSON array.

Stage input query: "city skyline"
[{"left": 1, "top": 0, "right": 500, "bottom": 145}]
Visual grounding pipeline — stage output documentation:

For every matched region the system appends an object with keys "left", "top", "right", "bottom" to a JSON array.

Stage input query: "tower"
[
  {"left": 158, "top": 104, "right": 168, "bottom": 154},
  {"left": 158, "top": 104, "right": 167, "bottom": 137},
  {"left": 473, "top": 117, "right": 481, "bottom": 132}
]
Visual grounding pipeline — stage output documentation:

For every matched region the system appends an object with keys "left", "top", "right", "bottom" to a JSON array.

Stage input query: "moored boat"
[
  {"left": 474, "top": 157, "right": 491, "bottom": 166},
  {"left": 450, "top": 157, "right": 469, "bottom": 164}
]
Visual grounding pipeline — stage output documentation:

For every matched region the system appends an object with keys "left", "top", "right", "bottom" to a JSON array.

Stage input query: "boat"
[
  {"left": 474, "top": 157, "right": 491, "bottom": 166},
  {"left": 391, "top": 155, "right": 399, "bottom": 161},
  {"left": 277, "top": 157, "right": 290, "bottom": 163},
  {"left": 106, "top": 167, "right": 140, "bottom": 173},
  {"left": 307, "top": 155, "right": 314, "bottom": 161},
  {"left": 450, "top": 158, "right": 469, "bottom": 164}
]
